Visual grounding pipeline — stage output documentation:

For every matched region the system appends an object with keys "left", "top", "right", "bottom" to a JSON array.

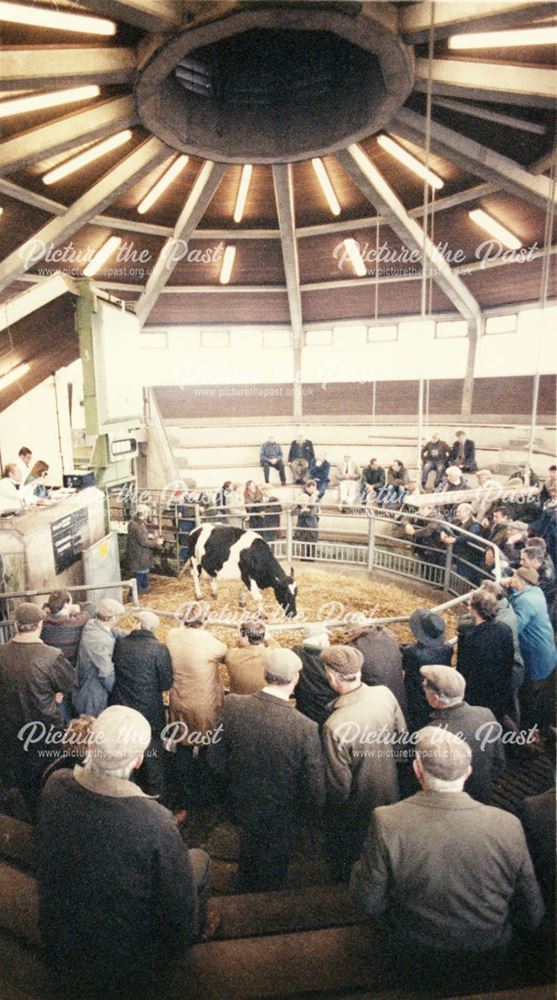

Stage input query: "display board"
[
  {"left": 80, "top": 295, "right": 143, "bottom": 435},
  {"left": 50, "top": 507, "right": 89, "bottom": 574}
]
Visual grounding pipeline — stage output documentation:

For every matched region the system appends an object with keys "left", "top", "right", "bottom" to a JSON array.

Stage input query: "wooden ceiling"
[{"left": 0, "top": 0, "right": 555, "bottom": 352}]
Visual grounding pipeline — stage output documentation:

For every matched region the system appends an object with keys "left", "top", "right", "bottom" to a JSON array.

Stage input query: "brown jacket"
[
  {"left": 224, "top": 639, "right": 277, "bottom": 695},
  {"left": 167, "top": 627, "right": 226, "bottom": 741}
]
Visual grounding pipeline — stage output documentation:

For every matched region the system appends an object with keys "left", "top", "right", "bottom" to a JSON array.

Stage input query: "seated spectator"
[
  {"left": 520, "top": 542, "right": 555, "bottom": 627},
  {"left": 0, "top": 463, "right": 25, "bottom": 513},
  {"left": 166, "top": 601, "right": 226, "bottom": 809},
  {"left": 335, "top": 454, "right": 360, "bottom": 510},
  {"left": 244, "top": 480, "right": 264, "bottom": 531},
  {"left": 36, "top": 706, "right": 212, "bottom": 995},
  {"left": 437, "top": 465, "right": 469, "bottom": 492},
  {"left": 539, "top": 464, "right": 557, "bottom": 506},
  {"left": 502, "top": 567, "right": 557, "bottom": 730},
  {"left": 508, "top": 462, "right": 539, "bottom": 488},
  {"left": 351, "top": 728, "right": 543, "bottom": 987},
  {"left": 258, "top": 489, "right": 281, "bottom": 541},
  {"left": 110, "top": 610, "right": 172, "bottom": 801},
  {"left": 24, "top": 460, "right": 50, "bottom": 500},
  {"left": 222, "top": 648, "right": 325, "bottom": 892},
  {"left": 448, "top": 430, "right": 477, "bottom": 473},
  {"left": 421, "top": 432, "right": 450, "bottom": 490},
  {"left": 73, "top": 599, "right": 126, "bottom": 718},
  {"left": 288, "top": 433, "right": 315, "bottom": 485},
  {"left": 321, "top": 645, "right": 406, "bottom": 882},
  {"left": 225, "top": 618, "right": 275, "bottom": 695},
  {"left": 225, "top": 482, "right": 247, "bottom": 528},
  {"left": 401, "top": 609, "right": 452, "bottom": 732},
  {"left": 0, "top": 603, "right": 74, "bottom": 816},
  {"left": 260, "top": 435, "right": 286, "bottom": 486},
  {"left": 471, "top": 469, "right": 500, "bottom": 521},
  {"left": 293, "top": 479, "right": 319, "bottom": 559},
  {"left": 41, "top": 591, "right": 91, "bottom": 668},
  {"left": 309, "top": 450, "right": 331, "bottom": 500},
  {"left": 359, "top": 458, "right": 385, "bottom": 505},
  {"left": 485, "top": 506, "right": 514, "bottom": 567},
  {"left": 378, "top": 459, "right": 408, "bottom": 508},
  {"left": 345, "top": 614, "right": 407, "bottom": 716},
  {"left": 422, "top": 665, "right": 504, "bottom": 804},
  {"left": 456, "top": 589, "right": 515, "bottom": 724},
  {"left": 293, "top": 624, "right": 332, "bottom": 726}
]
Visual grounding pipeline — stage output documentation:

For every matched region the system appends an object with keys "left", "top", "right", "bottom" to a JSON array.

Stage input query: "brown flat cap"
[
  {"left": 420, "top": 665, "right": 466, "bottom": 701},
  {"left": 514, "top": 566, "right": 539, "bottom": 586},
  {"left": 320, "top": 645, "right": 364, "bottom": 676}
]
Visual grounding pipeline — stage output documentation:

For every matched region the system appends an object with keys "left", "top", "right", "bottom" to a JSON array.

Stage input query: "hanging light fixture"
[
  {"left": 83, "top": 236, "right": 122, "bottom": 277},
  {"left": 377, "top": 135, "right": 444, "bottom": 190},
  {"left": 0, "top": 1, "right": 116, "bottom": 34},
  {"left": 0, "top": 85, "right": 100, "bottom": 120},
  {"left": 449, "top": 26, "right": 557, "bottom": 49},
  {"left": 233, "top": 164, "right": 253, "bottom": 223},
  {"left": 0, "top": 362, "right": 30, "bottom": 391},
  {"left": 469, "top": 209, "right": 521, "bottom": 250},
  {"left": 311, "top": 158, "right": 341, "bottom": 216},
  {"left": 342, "top": 239, "right": 366, "bottom": 277},
  {"left": 220, "top": 245, "right": 236, "bottom": 284}
]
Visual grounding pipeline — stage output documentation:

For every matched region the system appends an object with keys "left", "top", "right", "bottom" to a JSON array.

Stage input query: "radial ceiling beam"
[
  {"left": 273, "top": 163, "right": 304, "bottom": 419},
  {"left": 394, "top": 108, "right": 557, "bottom": 210},
  {"left": 0, "top": 97, "right": 138, "bottom": 176},
  {"left": 414, "top": 58, "right": 557, "bottom": 108},
  {"left": 432, "top": 98, "right": 546, "bottom": 136},
  {"left": 0, "top": 136, "right": 171, "bottom": 294},
  {"left": 135, "top": 160, "right": 228, "bottom": 326},
  {"left": 0, "top": 271, "right": 78, "bottom": 334},
  {"left": 0, "top": 48, "right": 135, "bottom": 90},
  {"left": 75, "top": 0, "right": 182, "bottom": 32},
  {"left": 400, "top": 1, "right": 556, "bottom": 43},
  {"left": 336, "top": 146, "right": 482, "bottom": 325}
]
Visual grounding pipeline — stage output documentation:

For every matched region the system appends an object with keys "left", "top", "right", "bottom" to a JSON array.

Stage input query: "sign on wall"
[{"left": 51, "top": 507, "right": 89, "bottom": 574}]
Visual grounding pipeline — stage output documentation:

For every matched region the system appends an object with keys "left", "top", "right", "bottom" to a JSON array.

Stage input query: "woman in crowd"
[
  {"left": 25, "top": 460, "right": 50, "bottom": 499},
  {"left": 457, "top": 589, "right": 515, "bottom": 725},
  {"left": 244, "top": 480, "right": 264, "bottom": 531},
  {"left": 401, "top": 609, "right": 452, "bottom": 732}
]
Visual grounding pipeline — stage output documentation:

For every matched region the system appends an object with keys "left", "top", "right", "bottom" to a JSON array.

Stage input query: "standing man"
[
  {"left": 110, "top": 611, "right": 172, "bottom": 800},
  {"left": 127, "top": 504, "right": 163, "bottom": 595},
  {"left": 222, "top": 648, "right": 325, "bottom": 892},
  {"left": 0, "top": 603, "right": 74, "bottom": 814},
  {"left": 321, "top": 646, "right": 406, "bottom": 881},
  {"left": 288, "top": 433, "right": 315, "bottom": 485},
  {"left": 503, "top": 567, "right": 557, "bottom": 729},
  {"left": 421, "top": 432, "right": 450, "bottom": 489},
  {"left": 448, "top": 430, "right": 477, "bottom": 473},
  {"left": 36, "top": 706, "right": 212, "bottom": 995},
  {"left": 422, "top": 665, "right": 505, "bottom": 804},
  {"left": 259, "top": 434, "right": 286, "bottom": 486},
  {"left": 15, "top": 446, "right": 33, "bottom": 484},
  {"left": 351, "top": 728, "right": 544, "bottom": 990},
  {"left": 73, "top": 598, "right": 126, "bottom": 718},
  {"left": 456, "top": 589, "right": 515, "bottom": 723}
]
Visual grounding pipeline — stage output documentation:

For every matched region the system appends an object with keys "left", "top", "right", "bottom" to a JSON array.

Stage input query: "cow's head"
[{"left": 274, "top": 568, "right": 297, "bottom": 618}]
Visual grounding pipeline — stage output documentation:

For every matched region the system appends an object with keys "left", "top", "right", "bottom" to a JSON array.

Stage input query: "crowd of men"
[{"left": 0, "top": 565, "right": 554, "bottom": 994}]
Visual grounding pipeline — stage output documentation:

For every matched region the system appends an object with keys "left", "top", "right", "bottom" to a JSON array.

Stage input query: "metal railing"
[{"left": 0, "top": 578, "right": 137, "bottom": 643}]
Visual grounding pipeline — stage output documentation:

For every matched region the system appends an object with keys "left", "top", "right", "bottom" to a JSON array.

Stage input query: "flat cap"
[
  {"left": 515, "top": 566, "right": 539, "bottom": 586},
  {"left": 134, "top": 610, "right": 160, "bottom": 631},
  {"left": 320, "top": 645, "right": 364, "bottom": 676},
  {"left": 89, "top": 706, "right": 151, "bottom": 770},
  {"left": 264, "top": 647, "right": 302, "bottom": 681},
  {"left": 15, "top": 602, "right": 45, "bottom": 626},
  {"left": 420, "top": 665, "right": 465, "bottom": 701},
  {"left": 415, "top": 726, "right": 472, "bottom": 781},
  {"left": 97, "top": 598, "right": 125, "bottom": 618}
]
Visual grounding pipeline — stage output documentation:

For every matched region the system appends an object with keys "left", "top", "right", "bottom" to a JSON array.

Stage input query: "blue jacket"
[
  {"left": 508, "top": 585, "right": 557, "bottom": 682},
  {"left": 260, "top": 441, "right": 283, "bottom": 464}
]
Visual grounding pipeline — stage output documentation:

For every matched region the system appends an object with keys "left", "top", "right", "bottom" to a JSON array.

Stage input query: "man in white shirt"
[
  {"left": 336, "top": 455, "right": 360, "bottom": 510},
  {"left": 15, "top": 447, "right": 32, "bottom": 484}
]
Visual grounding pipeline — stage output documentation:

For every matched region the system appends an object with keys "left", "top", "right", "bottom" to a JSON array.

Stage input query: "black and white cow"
[{"left": 182, "top": 524, "right": 298, "bottom": 617}]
